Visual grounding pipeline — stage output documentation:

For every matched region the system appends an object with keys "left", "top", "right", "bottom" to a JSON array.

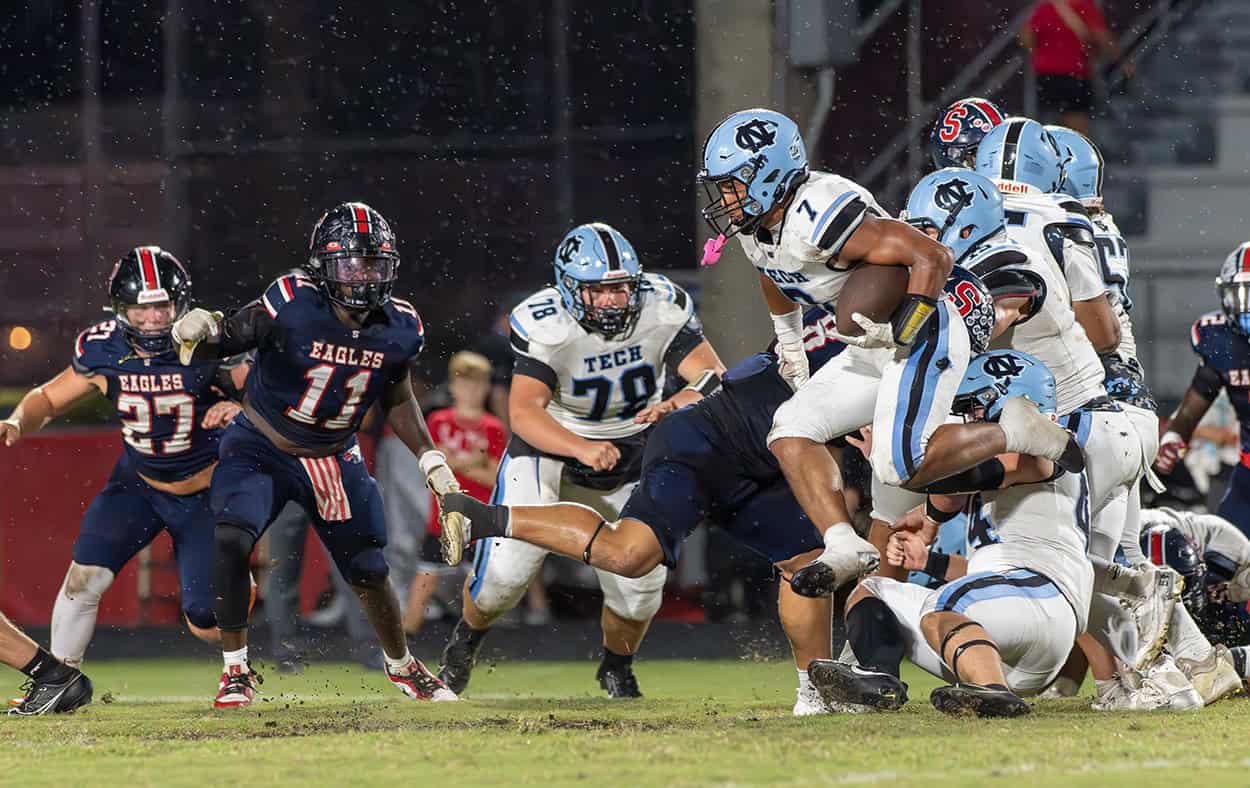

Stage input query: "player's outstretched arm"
[
  {"left": 1, "top": 367, "right": 103, "bottom": 446},
  {"left": 509, "top": 374, "right": 619, "bottom": 472},
  {"left": 173, "top": 302, "right": 275, "bottom": 364},
  {"left": 633, "top": 340, "right": 726, "bottom": 424}
]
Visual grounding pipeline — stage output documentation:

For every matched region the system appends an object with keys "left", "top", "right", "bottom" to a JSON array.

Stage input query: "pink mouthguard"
[{"left": 700, "top": 234, "right": 727, "bottom": 266}]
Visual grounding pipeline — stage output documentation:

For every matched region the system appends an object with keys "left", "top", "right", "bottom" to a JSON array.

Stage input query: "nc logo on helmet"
[
  {"left": 934, "top": 178, "right": 974, "bottom": 213},
  {"left": 735, "top": 119, "right": 777, "bottom": 154},
  {"left": 984, "top": 353, "right": 1026, "bottom": 379},
  {"left": 558, "top": 236, "right": 582, "bottom": 265}
]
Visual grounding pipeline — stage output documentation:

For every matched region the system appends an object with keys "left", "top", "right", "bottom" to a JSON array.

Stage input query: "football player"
[
  {"left": 696, "top": 109, "right": 1078, "bottom": 594},
  {"left": 438, "top": 223, "right": 725, "bottom": 698},
  {"left": 171, "top": 202, "right": 458, "bottom": 707},
  {"left": 1140, "top": 508, "right": 1249, "bottom": 698},
  {"left": 0, "top": 613, "right": 91, "bottom": 716},
  {"left": 1, "top": 248, "right": 245, "bottom": 669},
  {"left": 929, "top": 96, "right": 1005, "bottom": 169},
  {"left": 807, "top": 351, "right": 1093, "bottom": 718},
  {"left": 1155, "top": 243, "right": 1250, "bottom": 538}
]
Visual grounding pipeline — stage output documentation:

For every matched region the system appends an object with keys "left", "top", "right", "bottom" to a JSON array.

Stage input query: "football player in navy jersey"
[
  {"left": 1156, "top": 242, "right": 1250, "bottom": 539},
  {"left": 0, "top": 247, "right": 246, "bottom": 679},
  {"left": 172, "top": 202, "right": 460, "bottom": 707}
]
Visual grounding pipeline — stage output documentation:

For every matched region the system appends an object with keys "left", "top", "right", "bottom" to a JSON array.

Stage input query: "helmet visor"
[{"left": 325, "top": 255, "right": 396, "bottom": 284}]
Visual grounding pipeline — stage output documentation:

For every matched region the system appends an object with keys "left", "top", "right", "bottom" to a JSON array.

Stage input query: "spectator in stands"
[
  {"left": 403, "top": 352, "right": 508, "bottom": 635},
  {"left": 1020, "top": 0, "right": 1132, "bottom": 135},
  {"left": 472, "top": 305, "right": 520, "bottom": 429}
]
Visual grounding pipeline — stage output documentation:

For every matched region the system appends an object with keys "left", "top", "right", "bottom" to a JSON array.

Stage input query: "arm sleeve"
[
  {"left": 1190, "top": 363, "right": 1224, "bottom": 401},
  {"left": 916, "top": 459, "right": 1006, "bottom": 495},
  {"left": 212, "top": 354, "right": 251, "bottom": 400},
  {"left": 217, "top": 301, "right": 281, "bottom": 357},
  {"left": 662, "top": 317, "right": 706, "bottom": 370}
]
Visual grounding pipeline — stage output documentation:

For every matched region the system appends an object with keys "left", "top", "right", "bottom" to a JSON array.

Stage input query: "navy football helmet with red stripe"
[
  {"left": 108, "top": 246, "right": 191, "bottom": 354},
  {"left": 930, "top": 97, "right": 1005, "bottom": 170},
  {"left": 1140, "top": 522, "right": 1207, "bottom": 615},
  {"left": 1218, "top": 242, "right": 1250, "bottom": 336},
  {"left": 306, "top": 202, "right": 399, "bottom": 311}
]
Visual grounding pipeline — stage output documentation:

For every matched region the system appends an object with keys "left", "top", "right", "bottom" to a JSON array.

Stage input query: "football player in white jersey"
[
  {"left": 438, "top": 222, "right": 725, "bottom": 698},
  {"left": 806, "top": 351, "right": 1093, "bottom": 718},
  {"left": 697, "top": 110, "right": 1076, "bottom": 593},
  {"left": 974, "top": 118, "right": 1123, "bottom": 359}
]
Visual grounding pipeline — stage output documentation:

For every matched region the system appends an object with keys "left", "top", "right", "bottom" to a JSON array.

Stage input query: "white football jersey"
[
  {"left": 1140, "top": 507, "right": 1250, "bottom": 571},
  {"left": 965, "top": 470, "right": 1095, "bottom": 633},
  {"left": 964, "top": 237, "right": 1106, "bottom": 415},
  {"left": 995, "top": 182, "right": 1106, "bottom": 304},
  {"left": 509, "top": 273, "right": 699, "bottom": 440},
  {"left": 735, "top": 171, "right": 886, "bottom": 311},
  {"left": 1090, "top": 211, "right": 1139, "bottom": 364}
]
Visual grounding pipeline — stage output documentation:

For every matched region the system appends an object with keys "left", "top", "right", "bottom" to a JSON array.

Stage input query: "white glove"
[
  {"left": 776, "top": 341, "right": 810, "bottom": 391},
  {"left": 419, "top": 450, "right": 461, "bottom": 497},
  {"left": 772, "top": 308, "right": 809, "bottom": 391},
  {"left": 171, "top": 308, "right": 223, "bottom": 365},
  {"left": 836, "top": 313, "right": 897, "bottom": 349}
]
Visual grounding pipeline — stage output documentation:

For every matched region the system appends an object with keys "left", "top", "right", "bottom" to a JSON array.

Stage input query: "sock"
[
  {"left": 1230, "top": 646, "right": 1249, "bottom": 680},
  {"left": 1094, "top": 677, "right": 1120, "bottom": 697},
  {"left": 601, "top": 647, "right": 633, "bottom": 670},
  {"left": 384, "top": 648, "right": 415, "bottom": 674},
  {"left": 223, "top": 646, "right": 248, "bottom": 671},
  {"left": 444, "top": 494, "right": 510, "bottom": 539},
  {"left": 1168, "top": 602, "right": 1213, "bottom": 664},
  {"left": 20, "top": 648, "right": 75, "bottom": 683},
  {"left": 797, "top": 669, "right": 810, "bottom": 693},
  {"left": 50, "top": 565, "right": 114, "bottom": 666},
  {"left": 845, "top": 597, "right": 905, "bottom": 678}
]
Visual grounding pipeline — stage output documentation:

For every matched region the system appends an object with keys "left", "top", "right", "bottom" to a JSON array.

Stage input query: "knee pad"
[
  {"left": 216, "top": 522, "right": 257, "bottom": 561},
  {"left": 344, "top": 547, "right": 390, "bottom": 589},
  {"left": 598, "top": 565, "right": 665, "bottom": 622},
  {"left": 62, "top": 563, "right": 114, "bottom": 602}
]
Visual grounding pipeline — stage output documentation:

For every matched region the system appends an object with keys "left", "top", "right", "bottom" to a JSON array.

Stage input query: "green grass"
[{"left": 2, "top": 658, "right": 1247, "bottom": 786}]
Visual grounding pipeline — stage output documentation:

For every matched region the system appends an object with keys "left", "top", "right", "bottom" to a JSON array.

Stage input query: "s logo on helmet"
[
  {"left": 735, "top": 119, "right": 778, "bottom": 154},
  {"left": 984, "top": 354, "right": 1025, "bottom": 379},
  {"left": 938, "top": 106, "right": 968, "bottom": 143},
  {"left": 933, "top": 178, "right": 974, "bottom": 213},
  {"left": 558, "top": 236, "right": 581, "bottom": 265}
]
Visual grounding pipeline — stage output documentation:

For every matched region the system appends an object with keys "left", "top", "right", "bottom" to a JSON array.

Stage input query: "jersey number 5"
[{"left": 286, "top": 364, "right": 373, "bottom": 429}]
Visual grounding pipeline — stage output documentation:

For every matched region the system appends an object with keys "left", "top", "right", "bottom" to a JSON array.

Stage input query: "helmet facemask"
[
  {"left": 1219, "top": 279, "right": 1250, "bottom": 336},
  {"left": 114, "top": 296, "right": 187, "bottom": 354},
  {"left": 698, "top": 163, "right": 766, "bottom": 239},
  {"left": 564, "top": 274, "right": 642, "bottom": 339},
  {"left": 317, "top": 254, "right": 398, "bottom": 311}
]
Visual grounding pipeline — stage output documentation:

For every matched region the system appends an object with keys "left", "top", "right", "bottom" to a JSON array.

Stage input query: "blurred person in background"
[
  {"left": 1020, "top": 0, "right": 1132, "bottom": 136},
  {"left": 471, "top": 306, "right": 519, "bottom": 429},
  {"left": 403, "top": 352, "right": 506, "bottom": 636}
]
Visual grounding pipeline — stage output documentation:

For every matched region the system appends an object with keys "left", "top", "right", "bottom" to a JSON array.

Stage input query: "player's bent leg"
[
  {"left": 776, "top": 549, "right": 840, "bottom": 715},
  {"left": 1, "top": 613, "right": 93, "bottom": 717},
  {"left": 595, "top": 566, "right": 664, "bottom": 699},
  {"left": 50, "top": 563, "right": 115, "bottom": 668},
  {"left": 920, "top": 611, "right": 1029, "bottom": 719},
  {"left": 808, "top": 582, "right": 912, "bottom": 711}
]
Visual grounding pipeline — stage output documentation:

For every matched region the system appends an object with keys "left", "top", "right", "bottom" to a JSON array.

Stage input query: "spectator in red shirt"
[
  {"left": 1020, "top": 0, "right": 1131, "bottom": 136},
  {"left": 403, "top": 351, "right": 507, "bottom": 635}
]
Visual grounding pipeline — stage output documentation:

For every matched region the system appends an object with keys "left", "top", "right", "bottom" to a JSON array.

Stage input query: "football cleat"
[
  {"left": 214, "top": 664, "right": 261, "bottom": 709},
  {"left": 1038, "top": 676, "right": 1081, "bottom": 698},
  {"left": 807, "top": 660, "right": 908, "bottom": 711},
  {"left": 438, "top": 622, "right": 486, "bottom": 695},
  {"left": 597, "top": 661, "right": 643, "bottom": 699},
  {"left": 931, "top": 683, "right": 1030, "bottom": 718},
  {"left": 793, "top": 683, "right": 868, "bottom": 716},
  {"left": 1176, "top": 644, "right": 1242, "bottom": 706},
  {"left": 387, "top": 658, "right": 458, "bottom": 702},
  {"left": 1127, "top": 566, "right": 1178, "bottom": 670},
  {"left": 8, "top": 670, "right": 93, "bottom": 716}
]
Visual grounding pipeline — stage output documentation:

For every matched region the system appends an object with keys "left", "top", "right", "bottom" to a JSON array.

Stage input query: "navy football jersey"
[
  {"left": 1190, "top": 310, "right": 1250, "bottom": 454},
  {"left": 696, "top": 307, "right": 845, "bottom": 480},
  {"left": 72, "top": 319, "right": 232, "bottom": 482},
  {"left": 244, "top": 272, "right": 425, "bottom": 450}
]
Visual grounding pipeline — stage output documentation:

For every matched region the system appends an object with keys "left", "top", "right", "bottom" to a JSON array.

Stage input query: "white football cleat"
[
  {"left": 1126, "top": 566, "right": 1178, "bottom": 670},
  {"left": 793, "top": 684, "right": 868, "bottom": 716},
  {"left": 1177, "top": 644, "right": 1242, "bottom": 706},
  {"left": 1039, "top": 676, "right": 1081, "bottom": 698}
]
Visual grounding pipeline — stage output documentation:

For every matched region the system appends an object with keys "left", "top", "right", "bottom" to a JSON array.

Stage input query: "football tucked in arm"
[{"left": 833, "top": 263, "right": 909, "bottom": 337}]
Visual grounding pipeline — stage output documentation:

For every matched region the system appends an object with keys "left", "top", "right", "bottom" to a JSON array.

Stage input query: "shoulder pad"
[
  {"left": 1191, "top": 311, "right": 1230, "bottom": 353},
  {"left": 785, "top": 174, "right": 874, "bottom": 256},
  {"left": 962, "top": 242, "right": 1028, "bottom": 277},
  {"left": 510, "top": 287, "right": 573, "bottom": 351},
  {"left": 385, "top": 297, "right": 426, "bottom": 356},
  {"left": 641, "top": 274, "right": 695, "bottom": 326},
  {"left": 261, "top": 271, "right": 318, "bottom": 318},
  {"left": 72, "top": 320, "right": 124, "bottom": 374}
]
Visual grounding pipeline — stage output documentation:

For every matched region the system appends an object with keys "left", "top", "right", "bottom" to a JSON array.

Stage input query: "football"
[{"left": 834, "top": 263, "right": 909, "bottom": 336}]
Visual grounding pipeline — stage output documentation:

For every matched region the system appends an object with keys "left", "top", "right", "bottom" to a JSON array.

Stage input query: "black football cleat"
[
  {"left": 439, "top": 621, "right": 486, "bottom": 695},
  {"left": 930, "top": 683, "right": 1030, "bottom": 718},
  {"left": 597, "top": 661, "right": 643, "bottom": 698},
  {"left": 9, "top": 670, "right": 93, "bottom": 716},
  {"left": 808, "top": 660, "right": 908, "bottom": 711}
]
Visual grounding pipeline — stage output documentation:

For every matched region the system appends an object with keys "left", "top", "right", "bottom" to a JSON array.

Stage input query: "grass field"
[{"left": 3, "top": 658, "right": 1248, "bottom": 787}]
